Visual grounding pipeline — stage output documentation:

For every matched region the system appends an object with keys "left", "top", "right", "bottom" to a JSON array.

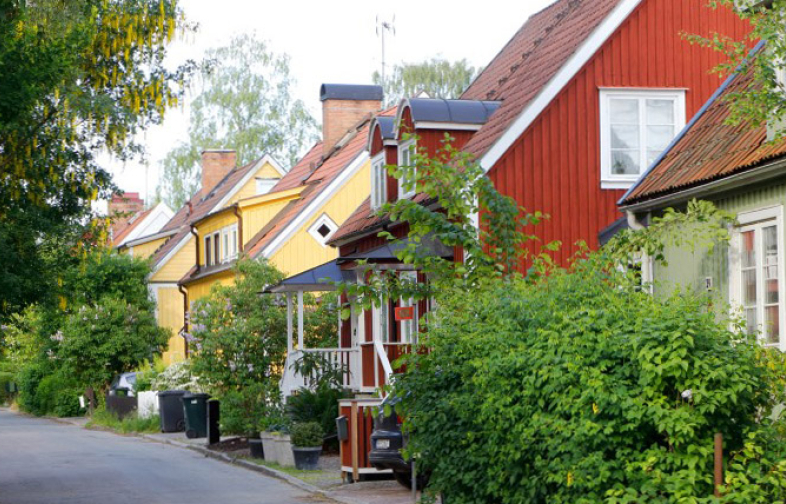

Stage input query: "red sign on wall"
[{"left": 394, "top": 306, "right": 414, "bottom": 321}]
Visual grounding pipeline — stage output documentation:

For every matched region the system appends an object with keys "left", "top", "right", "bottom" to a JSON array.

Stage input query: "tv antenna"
[{"left": 376, "top": 15, "right": 395, "bottom": 88}]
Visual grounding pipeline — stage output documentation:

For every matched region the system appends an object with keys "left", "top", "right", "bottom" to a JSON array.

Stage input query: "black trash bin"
[
  {"left": 158, "top": 390, "right": 187, "bottom": 433},
  {"left": 181, "top": 393, "right": 210, "bottom": 439}
]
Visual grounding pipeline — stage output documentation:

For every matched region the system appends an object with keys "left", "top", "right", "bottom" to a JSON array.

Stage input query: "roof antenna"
[{"left": 376, "top": 15, "right": 396, "bottom": 90}]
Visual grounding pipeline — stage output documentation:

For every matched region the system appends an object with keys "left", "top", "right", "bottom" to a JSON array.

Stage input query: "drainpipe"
[
  {"left": 190, "top": 225, "right": 200, "bottom": 273},
  {"left": 233, "top": 205, "right": 243, "bottom": 257},
  {"left": 179, "top": 284, "right": 190, "bottom": 357},
  {"left": 626, "top": 210, "right": 653, "bottom": 288}
]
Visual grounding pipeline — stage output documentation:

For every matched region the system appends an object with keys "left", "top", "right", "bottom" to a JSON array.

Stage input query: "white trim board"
[
  {"left": 260, "top": 151, "right": 369, "bottom": 258},
  {"left": 479, "top": 0, "right": 644, "bottom": 173},
  {"left": 151, "top": 233, "right": 191, "bottom": 276},
  {"left": 117, "top": 202, "right": 175, "bottom": 247},
  {"left": 212, "top": 154, "right": 286, "bottom": 212}
]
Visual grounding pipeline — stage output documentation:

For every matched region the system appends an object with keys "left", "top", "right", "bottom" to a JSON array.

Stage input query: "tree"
[
  {"left": 0, "top": 0, "right": 194, "bottom": 319},
  {"left": 159, "top": 34, "right": 319, "bottom": 210},
  {"left": 372, "top": 58, "right": 481, "bottom": 107}
]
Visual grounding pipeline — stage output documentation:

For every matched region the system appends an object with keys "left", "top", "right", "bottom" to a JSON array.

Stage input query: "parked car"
[
  {"left": 368, "top": 393, "right": 429, "bottom": 490},
  {"left": 108, "top": 372, "right": 137, "bottom": 397}
]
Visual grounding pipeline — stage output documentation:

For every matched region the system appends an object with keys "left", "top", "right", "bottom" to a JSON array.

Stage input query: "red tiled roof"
[
  {"left": 149, "top": 157, "right": 265, "bottom": 267},
  {"left": 270, "top": 142, "right": 323, "bottom": 192},
  {"left": 244, "top": 121, "right": 371, "bottom": 259},
  {"left": 621, "top": 63, "right": 786, "bottom": 206},
  {"left": 461, "top": 0, "right": 620, "bottom": 160},
  {"left": 112, "top": 207, "right": 152, "bottom": 247}
]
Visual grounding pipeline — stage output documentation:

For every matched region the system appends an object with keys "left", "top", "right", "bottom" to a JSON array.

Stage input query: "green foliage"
[
  {"left": 684, "top": 1, "right": 786, "bottom": 136},
  {"left": 17, "top": 361, "right": 83, "bottom": 417},
  {"left": 373, "top": 58, "right": 481, "bottom": 106},
  {"left": 0, "top": 371, "right": 16, "bottom": 404},
  {"left": 0, "top": 0, "right": 195, "bottom": 316},
  {"left": 57, "top": 298, "right": 168, "bottom": 391},
  {"left": 159, "top": 33, "right": 319, "bottom": 209},
  {"left": 133, "top": 356, "right": 168, "bottom": 392},
  {"left": 393, "top": 254, "right": 786, "bottom": 503},
  {"left": 286, "top": 383, "right": 348, "bottom": 438},
  {"left": 88, "top": 407, "right": 161, "bottom": 434},
  {"left": 290, "top": 421, "right": 323, "bottom": 448},
  {"left": 149, "top": 360, "right": 201, "bottom": 392}
]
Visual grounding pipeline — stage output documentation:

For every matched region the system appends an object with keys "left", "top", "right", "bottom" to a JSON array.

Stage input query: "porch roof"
[{"left": 265, "top": 260, "right": 354, "bottom": 293}]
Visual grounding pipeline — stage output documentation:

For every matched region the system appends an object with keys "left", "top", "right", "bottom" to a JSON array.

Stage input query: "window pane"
[
  {"left": 611, "top": 151, "right": 640, "bottom": 175},
  {"left": 766, "top": 305, "right": 780, "bottom": 344},
  {"left": 746, "top": 308, "right": 757, "bottom": 335},
  {"left": 609, "top": 98, "right": 639, "bottom": 124},
  {"left": 764, "top": 225, "right": 778, "bottom": 279},
  {"left": 743, "top": 269, "right": 757, "bottom": 306},
  {"left": 611, "top": 125, "right": 639, "bottom": 149},
  {"left": 646, "top": 125, "right": 674, "bottom": 151},
  {"left": 647, "top": 150, "right": 663, "bottom": 166},
  {"left": 646, "top": 99, "right": 674, "bottom": 125},
  {"left": 742, "top": 230, "right": 756, "bottom": 268},
  {"left": 766, "top": 279, "right": 779, "bottom": 304}
]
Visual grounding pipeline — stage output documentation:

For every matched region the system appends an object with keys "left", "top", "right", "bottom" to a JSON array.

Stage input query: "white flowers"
[{"left": 681, "top": 389, "right": 693, "bottom": 400}]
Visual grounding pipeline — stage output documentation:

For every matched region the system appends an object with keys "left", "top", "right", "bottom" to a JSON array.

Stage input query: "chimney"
[
  {"left": 109, "top": 192, "right": 144, "bottom": 235},
  {"left": 201, "top": 149, "right": 237, "bottom": 198},
  {"left": 320, "top": 84, "right": 383, "bottom": 157}
]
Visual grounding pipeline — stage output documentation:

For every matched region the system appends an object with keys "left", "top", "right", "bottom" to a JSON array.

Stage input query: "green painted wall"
[{"left": 653, "top": 179, "right": 786, "bottom": 316}]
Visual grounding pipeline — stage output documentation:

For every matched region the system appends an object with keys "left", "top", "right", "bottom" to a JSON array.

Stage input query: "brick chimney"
[
  {"left": 320, "top": 84, "right": 383, "bottom": 158},
  {"left": 201, "top": 149, "right": 237, "bottom": 198},
  {"left": 109, "top": 192, "right": 144, "bottom": 235}
]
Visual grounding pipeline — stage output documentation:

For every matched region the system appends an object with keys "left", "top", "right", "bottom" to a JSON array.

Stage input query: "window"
[
  {"left": 372, "top": 299, "right": 389, "bottom": 343},
  {"left": 599, "top": 89, "right": 686, "bottom": 189},
  {"left": 308, "top": 213, "right": 338, "bottom": 246},
  {"left": 399, "top": 271, "right": 418, "bottom": 344},
  {"left": 255, "top": 178, "right": 277, "bottom": 195},
  {"left": 371, "top": 153, "right": 387, "bottom": 210},
  {"left": 221, "top": 224, "right": 238, "bottom": 262},
  {"left": 204, "top": 235, "right": 212, "bottom": 266},
  {"left": 731, "top": 207, "right": 784, "bottom": 349},
  {"left": 398, "top": 140, "right": 416, "bottom": 200},
  {"left": 213, "top": 232, "right": 220, "bottom": 265}
]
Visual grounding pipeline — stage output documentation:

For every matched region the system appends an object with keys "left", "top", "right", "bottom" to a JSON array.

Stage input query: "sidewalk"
[{"left": 55, "top": 415, "right": 414, "bottom": 504}]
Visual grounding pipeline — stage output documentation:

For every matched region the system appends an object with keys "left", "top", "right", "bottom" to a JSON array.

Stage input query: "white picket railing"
[{"left": 280, "top": 348, "right": 360, "bottom": 397}]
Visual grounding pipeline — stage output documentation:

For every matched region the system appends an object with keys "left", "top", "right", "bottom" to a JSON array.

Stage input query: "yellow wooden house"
[{"left": 120, "top": 150, "right": 286, "bottom": 363}]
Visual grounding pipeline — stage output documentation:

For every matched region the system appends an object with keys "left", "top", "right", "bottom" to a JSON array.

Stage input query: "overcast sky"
[{"left": 106, "top": 0, "right": 555, "bottom": 208}]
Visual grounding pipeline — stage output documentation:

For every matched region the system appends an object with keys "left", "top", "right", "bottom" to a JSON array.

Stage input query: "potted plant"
[
  {"left": 248, "top": 433, "right": 264, "bottom": 459},
  {"left": 290, "top": 422, "right": 323, "bottom": 470}
]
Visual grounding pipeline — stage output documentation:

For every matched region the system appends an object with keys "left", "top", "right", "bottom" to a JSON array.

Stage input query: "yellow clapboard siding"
[
  {"left": 129, "top": 237, "right": 168, "bottom": 259},
  {"left": 227, "top": 161, "right": 283, "bottom": 205},
  {"left": 195, "top": 212, "right": 238, "bottom": 265},
  {"left": 241, "top": 199, "right": 290, "bottom": 248},
  {"left": 151, "top": 237, "right": 196, "bottom": 283},
  {"left": 157, "top": 286, "right": 186, "bottom": 365},
  {"left": 270, "top": 160, "right": 370, "bottom": 276},
  {"left": 186, "top": 270, "right": 236, "bottom": 304}
]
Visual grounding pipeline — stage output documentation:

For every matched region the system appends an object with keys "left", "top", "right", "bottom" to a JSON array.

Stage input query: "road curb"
[{"left": 138, "top": 433, "right": 366, "bottom": 504}]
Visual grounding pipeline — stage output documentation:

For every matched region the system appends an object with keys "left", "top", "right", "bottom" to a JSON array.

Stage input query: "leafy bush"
[
  {"left": 286, "top": 383, "right": 347, "bottom": 438},
  {"left": 394, "top": 255, "right": 786, "bottom": 503},
  {"left": 0, "top": 371, "right": 16, "bottom": 404},
  {"left": 133, "top": 356, "right": 168, "bottom": 392},
  {"left": 290, "top": 422, "right": 323, "bottom": 448},
  {"left": 219, "top": 384, "right": 273, "bottom": 436},
  {"left": 150, "top": 361, "right": 201, "bottom": 392},
  {"left": 88, "top": 407, "right": 161, "bottom": 434}
]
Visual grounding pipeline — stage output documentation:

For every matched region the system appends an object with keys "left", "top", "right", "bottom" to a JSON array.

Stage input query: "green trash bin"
[{"left": 181, "top": 393, "right": 210, "bottom": 439}]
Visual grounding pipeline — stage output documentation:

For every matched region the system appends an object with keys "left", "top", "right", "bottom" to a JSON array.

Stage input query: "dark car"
[{"left": 368, "top": 393, "right": 429, "bottom": 490}]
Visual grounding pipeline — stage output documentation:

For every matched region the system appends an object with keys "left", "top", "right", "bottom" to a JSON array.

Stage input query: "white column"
[
  {"left": 297, "top": 290, "right": 304, "bottom": 350},
  {"left": 286, "top": 292, "right": 293, "bottom": 353}
]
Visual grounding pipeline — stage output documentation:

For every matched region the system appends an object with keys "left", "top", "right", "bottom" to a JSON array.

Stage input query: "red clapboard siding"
[{"left": 486, "top": 0, "right": 751, "bottom": 267}]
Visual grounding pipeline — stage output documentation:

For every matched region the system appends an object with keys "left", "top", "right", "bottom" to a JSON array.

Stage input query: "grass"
[
  {"left": 86, "top": 407, "right": 160, "bottom": 434},
  {"left": 241, "top": 457, "right": 333, "bottom": 484}
]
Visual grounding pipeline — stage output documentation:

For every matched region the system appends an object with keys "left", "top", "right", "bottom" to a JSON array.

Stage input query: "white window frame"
[
  {"left": 221, "top": 224, "right": 239, "bottom": 263},
  {"left": 307, "top": 213, "right": 338, "bottom": 247},
  {"left": 729, "top": 205, "right": 785, "bottom": 350},
  {"left": 370, "top": 152, "right": 387, "bottom": 210},
  {"left": 255, "top": 178, "right": 277, "bottom": 196},
  {"left": 398, "top": 139, "right": 416, "bottom": 200},
  {"left": 372, "top": 298, "right": 389, "bottom": 343},
  {"left": 599, "top": 89, "right": 686, "bottom": 189},
  {"left": 204, "top": 235, "right": 213, "bottom": 267},
  {"left": 398, "top": 271, "right": 419, "bottom": 344}
]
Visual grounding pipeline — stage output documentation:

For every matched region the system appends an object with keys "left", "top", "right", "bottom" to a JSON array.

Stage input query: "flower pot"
[
  {"left": 292, "top": 446, "right": 322, "bottom": 470},
  {"left": 274, "top": 434, "right": 295, "bottom": 467},
  {"left": 260, "top": 432, "right": 276, "bottom": 462},
  {"left": 249, "top": 438, "right": 264, "bottom": 459}
]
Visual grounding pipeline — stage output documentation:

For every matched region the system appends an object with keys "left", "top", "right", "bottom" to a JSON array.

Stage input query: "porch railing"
[{"left": 280, "top": 347, "right": 360, "bottom": 397}]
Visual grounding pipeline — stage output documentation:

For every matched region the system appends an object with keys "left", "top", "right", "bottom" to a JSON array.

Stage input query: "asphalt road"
[{"left": 0, "top": 409, "right": 323, "bottom": 504}]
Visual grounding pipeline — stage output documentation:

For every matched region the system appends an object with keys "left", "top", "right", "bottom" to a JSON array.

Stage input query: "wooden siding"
[
  {"left": 488, "top": 0, "right": 750, "bottom": 266},
  {"left": 242, "top": 198, "right": 293, "bottom": 248},
  {"left": 226, "top": 161, "right": 282, "bottom": 205},
  {"left": 129, "top": 237, "right": 167, "bottom": 259},
  {"left": 195, "top": 212, "right": 238, "bottom": 266},
  {"left": 151, "top": 237, "right": 196, "bottom": 282},
  {"left": 157, "top": 286, "right": 186, "bottom": 365},
  {"left": 186, "top": 270, "right": 236, "bottom": 304}
]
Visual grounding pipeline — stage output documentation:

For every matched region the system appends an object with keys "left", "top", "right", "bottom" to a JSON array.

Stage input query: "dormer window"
[
  {"left": 371, "top": 153, "right": 387, "bottom": 210},
  {"left": 599, "top": 89, "right": 685, "bottom": 189},
  {"left": 398, "top": 139, "right": 416, "bottom": 200}
]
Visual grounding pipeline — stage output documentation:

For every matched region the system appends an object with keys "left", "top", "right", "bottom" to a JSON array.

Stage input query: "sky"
[{"left": 106, "top": 0, "right": 555, "bottom": 208}]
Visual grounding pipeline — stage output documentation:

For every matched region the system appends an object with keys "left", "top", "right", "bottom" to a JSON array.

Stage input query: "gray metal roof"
[
  {"left": 406, "top": 98, "right": 501, "bottom": 125},
  {"left": 265, "top": 260, "right": 355, "bottom": 293},
  {"left": 375, "top": 116, "right": 396, "bottom": 140},
  {"left": 339, "top": 235, "right": 453, "bottom": 263},
  {"left": 320, "top": 84, "right": 383, "bottom": 102}
]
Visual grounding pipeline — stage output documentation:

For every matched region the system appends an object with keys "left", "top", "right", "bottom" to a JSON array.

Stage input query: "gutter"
[
  {"left": 178, "top": 284, "right": 189, "bottom": 357},
  {"left": 190, "top": 225, "right": 200, "bottom": 273},
  {"left": 620, "top": 156, "right": 786, "bottom": 213}
]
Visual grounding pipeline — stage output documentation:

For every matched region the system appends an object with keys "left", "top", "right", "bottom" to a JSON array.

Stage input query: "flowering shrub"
[{"left": 150, "top": 361, "right": 202, "bottom": 393}]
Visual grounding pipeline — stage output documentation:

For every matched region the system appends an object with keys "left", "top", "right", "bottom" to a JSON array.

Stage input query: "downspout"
[
  {"left": 626, "top": 210, "right": 653, "bottom": 288},
  {"left": 233, "top": 205, "right": 243, "bottom": 257},
  {"left": 190, "top": 225, "right": 200, "bottom": 273},
  {"left": 179, "top": 284, "right": 189, "bottom": 357}
]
